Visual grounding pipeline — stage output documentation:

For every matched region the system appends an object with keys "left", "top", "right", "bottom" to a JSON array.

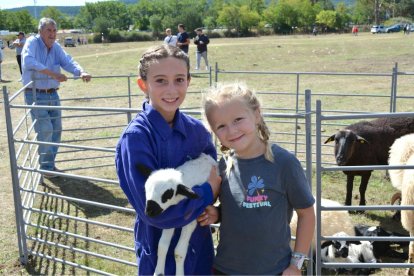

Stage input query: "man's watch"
[{"left": 290, "top": 252, "right": 309, "bottom": 271}]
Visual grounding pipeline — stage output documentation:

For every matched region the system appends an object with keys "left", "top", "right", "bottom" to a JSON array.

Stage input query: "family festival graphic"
[{"left": 242, "top": 176, "right": 272, "bottom": 208}]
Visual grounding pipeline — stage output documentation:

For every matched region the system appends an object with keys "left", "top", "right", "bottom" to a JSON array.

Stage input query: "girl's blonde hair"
[{"left": 203, "top": 82, "right": 274, "bottom": 174}]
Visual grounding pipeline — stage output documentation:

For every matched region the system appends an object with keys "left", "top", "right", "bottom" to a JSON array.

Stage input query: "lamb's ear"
[
  {"left": 356, "top": 135, "right": 369, "bottom": 144},
  {"left": 176, "top": 184, "right": 199, "bottom": 199},
  {"left": 136, "top": 164, "right": 152, "bottom": 178},
  {"left": 321, "top": 240, "right": 334, "bottom": 249},
  {"left": 324, "top": 134, "right": 336, "bottom": 144}
]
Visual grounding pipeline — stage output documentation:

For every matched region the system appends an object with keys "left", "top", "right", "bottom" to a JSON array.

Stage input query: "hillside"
[
  {"left": 3, "top": 0, "right": 356, "bottom": 18},
  {"left": 3, "top": 0, "right": 137, "bottom": 17}
]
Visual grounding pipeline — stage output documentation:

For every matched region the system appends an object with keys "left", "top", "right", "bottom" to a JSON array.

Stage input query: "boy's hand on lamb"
[
  {"left": 197, "top": 206, "right": 219, "bottom": 226},
  {"left": 208, "top": 166, "right": 221, "bottom": 199}
]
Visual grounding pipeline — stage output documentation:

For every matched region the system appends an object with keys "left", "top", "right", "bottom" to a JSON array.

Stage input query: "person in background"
[
  {"left": 164, "top": 28, "right": 177, "bottom": 47},
  {"left": 21, "top": 17, "right": 91, "bottom": 180},
  {"left": 177, "top": 23, "right": 190, "bottom": 54},
  {"left": 13, "top": 31, "right": 26, "bottom": 79},
  {"left": 193, "top": 28, "right": 210, "bottom": 70},
  {"left": 352, "top": 25, "right": 358, "bottom": 36},
  {"left": 115, "top": 44, "right": 221, "bottom": 275},
  {"left": 199, "top": 82, "right": 315, "bottom": 275}
]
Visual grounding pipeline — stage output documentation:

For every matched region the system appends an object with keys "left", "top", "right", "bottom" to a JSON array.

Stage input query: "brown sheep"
[{"left": 325, "top": 117, "right": 414, "bottom": 206}]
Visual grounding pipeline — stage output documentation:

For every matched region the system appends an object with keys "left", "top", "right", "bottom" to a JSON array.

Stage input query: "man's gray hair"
[{"left": 38, "top": 17, "right": 57, "bottom": 32}]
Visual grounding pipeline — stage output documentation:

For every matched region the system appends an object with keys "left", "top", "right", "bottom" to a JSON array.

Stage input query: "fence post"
[
  {"left": 315, "top": 100, "right": 322, "bottom": 275},
  {"left": 294, "top": 74, "right": 300, "bottom": 155},
  {"left": 3, "top": 86, "right": 28, "bottom": 264},
  {"left": 304, "top": 89, "right": 312, "bottom": 188},
  {"left": 214, "top": 62, "right": 218, "bottom": 86},
  {"left": 304, "top": 89, "right": 313, "bottom": 275},
  {"left": 127, "top": 74, "right": 132, "bottom": 123},
  {"left": 208, "top": 66, "right": 212, "bottom": 87},
  {"left": 392, "top": 62, "right": 398, "bottom": 112},
  {"left": 390, "top": 63, "right": 398, "bottom": 113}
]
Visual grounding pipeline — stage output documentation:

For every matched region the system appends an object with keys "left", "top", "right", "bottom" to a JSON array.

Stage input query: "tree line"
[{"left": 0, "top": 0, "right": 413, "bottom": 40}]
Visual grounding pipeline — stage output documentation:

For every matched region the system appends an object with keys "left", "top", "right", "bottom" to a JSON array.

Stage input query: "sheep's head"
[
  {"left": 140, "top": 167, "right": 199, "bottom": 217},
  {"left": 322, "top": 231, "right": 354, "bottom": 258},
  {"left": 324, "top": 130, "right": 368, "bottom": 166}
]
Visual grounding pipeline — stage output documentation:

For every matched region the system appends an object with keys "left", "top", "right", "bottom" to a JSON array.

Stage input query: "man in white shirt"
[{"left": 163, "top": 28, "right": 177, "bottom": 47}]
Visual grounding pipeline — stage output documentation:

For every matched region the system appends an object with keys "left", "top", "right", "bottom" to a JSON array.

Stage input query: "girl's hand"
[
  {"left": 197, "top": 205, "right": 219, "bottom": 226},
  {"left": 282, "top": 264, "right": 302, "bottom": 275}
]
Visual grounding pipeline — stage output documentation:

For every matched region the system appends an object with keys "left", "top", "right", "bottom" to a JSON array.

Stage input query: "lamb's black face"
[
  {"left": 333, "top": 240, "right": 349, "bottom": 258},
  {"left": 145, "top": 200, "right": 163, "bottom": 217}
]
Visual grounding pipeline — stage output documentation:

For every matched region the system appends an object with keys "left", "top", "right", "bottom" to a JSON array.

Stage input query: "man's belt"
[{"left": 25, "top": 88, "right": 59, "bottom": 93}]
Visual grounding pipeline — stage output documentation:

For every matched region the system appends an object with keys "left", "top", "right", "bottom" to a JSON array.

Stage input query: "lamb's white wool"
[
  {"left": 145, "top": 153, "right": 217, "bottom": 213},
  {"left": 290, "top": 198, "right": 354, "bottom": 249},
  {"left": 143, "top": 153, "right": 217, "bottom": 276},
  {"left": 388, "top": 133, "right": 414, "bottom": 275},
  {"left": 348, "top": 241, "right": 376, "bottom": 264}
]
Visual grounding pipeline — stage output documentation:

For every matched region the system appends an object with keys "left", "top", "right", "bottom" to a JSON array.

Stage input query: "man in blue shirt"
[
  {"left": 22, "top": 17, "right": 91, "bottom": 179},
  {"left": 177, "top": 24, "right": 190, "bottom": 54}
]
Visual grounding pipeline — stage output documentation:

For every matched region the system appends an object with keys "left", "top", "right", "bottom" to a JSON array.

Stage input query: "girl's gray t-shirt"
[{"left": 214, "top": 144, "right": 315, "bottom": 275}]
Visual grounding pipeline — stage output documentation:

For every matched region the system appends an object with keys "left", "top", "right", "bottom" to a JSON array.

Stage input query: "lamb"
[
  {"left": 324, "top": 117, "right": 414, "bottom": 206},
  {"left": 140, "top": 153, "right": 217, "bottom": 276},
  {"left": 388, "top": 133, "right": 414, "bottom": 275},
  {"left": 321, "top": 231, "right": 377, "bottom": 275},
  {"left": 290, "top": 198, "right": 354, "bottom": 249}
]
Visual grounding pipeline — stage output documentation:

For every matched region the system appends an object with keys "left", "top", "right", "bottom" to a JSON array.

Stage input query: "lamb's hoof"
[{"left": 154, "top": 273, "right": 164, "bottom": 276}]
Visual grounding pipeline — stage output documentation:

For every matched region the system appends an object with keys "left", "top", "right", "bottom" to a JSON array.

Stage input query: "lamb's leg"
[
  {"left": 359, "top": 173, "right": 371, "bottom": 206},
  {"left": 174, "top": 220, "right": 197, "bottom": 275},
  {"left": 407, "top": 233, "right": 414, "bottom": 276},
  {"left": 154, "top": 228, "right": 174, "bottom": 276},
  {"left": 345, "top": 174, "right": 354, "bottom": 206}
]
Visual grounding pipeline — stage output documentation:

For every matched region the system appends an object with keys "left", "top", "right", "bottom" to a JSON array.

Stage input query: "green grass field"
[{"left": 1, "top": 32, "right": 414, "bottom": 274}]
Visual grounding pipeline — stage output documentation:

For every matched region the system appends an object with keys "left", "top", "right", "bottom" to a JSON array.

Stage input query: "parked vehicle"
[
  {"left": 371, "top": 25, "right": 386, "bottom": 34},
  {"left": 386, "top": 24, "right": 401, "bottom": 33},
  {"left": 64, "top": 37, "right": 76, "bottom": 47}
]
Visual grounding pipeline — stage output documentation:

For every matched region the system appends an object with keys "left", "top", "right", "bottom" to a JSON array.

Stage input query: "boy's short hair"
[{"left": 195, "top": 28, "right": 202, "bottom": 32}]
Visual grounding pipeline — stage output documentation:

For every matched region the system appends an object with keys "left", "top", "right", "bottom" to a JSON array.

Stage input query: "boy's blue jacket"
[{"left": 115, "top": 101, "right": 217, "bottom": 275}]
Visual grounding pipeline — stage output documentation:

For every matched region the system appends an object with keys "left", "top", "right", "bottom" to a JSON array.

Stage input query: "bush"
[
  {"left": 206, "top": 31, "right": 223, "bottom": 39},
  {"left": 125, "top": 31, "right": 153, "bottom": 42},
  {"left": 91, "top": 30, "right": 154, "bottom": 44},
  {"left": 108, "top": 29, "right": 124, "bottom": 43}
]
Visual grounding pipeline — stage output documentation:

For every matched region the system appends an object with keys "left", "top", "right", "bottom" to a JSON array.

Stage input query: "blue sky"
[{"left": 0, "top": 0, "right": 102, "bottom": 10}]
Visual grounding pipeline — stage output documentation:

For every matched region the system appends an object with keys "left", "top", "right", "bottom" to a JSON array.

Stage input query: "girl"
[
  {"left": 115, "top": 44, "right": 221, "bottom": 275},
  {"left": 200, "top": 82, "right": 315, "bottom": 275}
]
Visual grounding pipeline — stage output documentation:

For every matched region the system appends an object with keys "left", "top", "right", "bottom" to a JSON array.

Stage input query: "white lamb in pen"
[
  {"left": 142, "top": 153, "right": 217, "bottom": 276},
  {"left": 388, "top": 133, "right": 414, "bottom": 275}
]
